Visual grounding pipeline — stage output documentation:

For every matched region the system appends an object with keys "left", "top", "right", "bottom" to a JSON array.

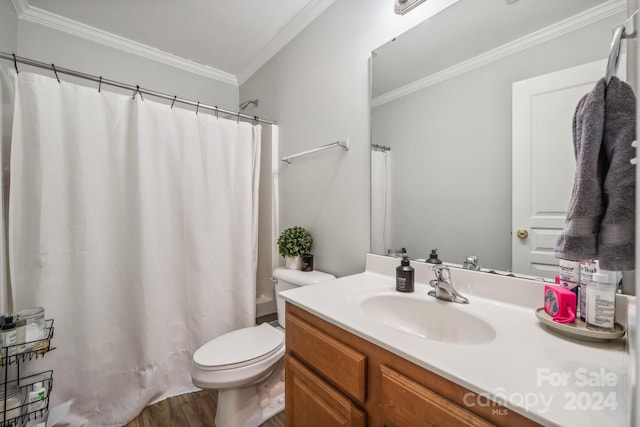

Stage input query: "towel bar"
[{"left": 281, "top": 140, "right": 349, "bottom": 165}]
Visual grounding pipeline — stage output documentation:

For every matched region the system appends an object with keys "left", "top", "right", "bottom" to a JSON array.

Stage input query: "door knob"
[{"left": 516, "top": 229, "right": 529, "bottom": 239}]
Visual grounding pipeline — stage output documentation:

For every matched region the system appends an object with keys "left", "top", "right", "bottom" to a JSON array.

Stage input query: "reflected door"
[{"left": 512, "top": 58, "right": 618, "bottom": 278}]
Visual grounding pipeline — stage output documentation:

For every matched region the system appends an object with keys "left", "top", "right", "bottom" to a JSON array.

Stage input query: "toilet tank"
[{"left": 272, "top": 267, "right": 335, "bottom": 328}]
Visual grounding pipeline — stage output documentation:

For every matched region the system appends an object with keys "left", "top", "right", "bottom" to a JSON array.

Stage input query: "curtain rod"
[
  {"left": 371, "top": 144, "right": 390, "bottom": 152},
  {"left": 0, "top": 52, "right": 276, "bottom": 125}
]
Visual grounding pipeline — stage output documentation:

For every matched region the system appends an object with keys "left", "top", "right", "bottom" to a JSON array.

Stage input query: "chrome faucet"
[
  {"left": 428, "top": 265, "right": 469, "bottom": 304},
  {"left": 462, "top": 255, "right": 479, "bottom": 270}
]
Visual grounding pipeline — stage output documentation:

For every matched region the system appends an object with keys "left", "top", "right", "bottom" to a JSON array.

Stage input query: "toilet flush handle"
[{"left": 271, "top": 276, "right": 278, "bottom": 285}]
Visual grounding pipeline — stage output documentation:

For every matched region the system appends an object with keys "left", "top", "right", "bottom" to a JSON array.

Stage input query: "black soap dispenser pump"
[
  {"left": 396, "top": 255, "right": 414, "bottom": 292},
  {"left": 426, "top": 249, "right": 442, "bottom": 264}
]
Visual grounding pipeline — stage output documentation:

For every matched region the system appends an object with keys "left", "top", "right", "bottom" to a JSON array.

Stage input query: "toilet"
[{"left": 191, "top": 267, "right": 335, "bottom": 427}]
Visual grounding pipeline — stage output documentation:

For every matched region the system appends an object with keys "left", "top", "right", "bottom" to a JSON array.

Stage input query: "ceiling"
[{"left": 14, "top": 0, "right": 336, "bottom": 85}]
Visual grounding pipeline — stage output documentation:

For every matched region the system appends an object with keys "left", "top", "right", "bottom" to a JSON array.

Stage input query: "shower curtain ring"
[
  {"left": 51, "top": 64, "right": 60, "bottom": 83},
  {"left": 237, "top": 112, "right": 241, "bottom": 123},
  {"left": 12, "top": 54, "right": 19, "bottom": 74},
  {"left": 98, "top": 76, "right": 102, "bottom": 93},
  {"left": 196, "top": 102, "right": 200, "bottom": 115},
  {"left": 171, "top": 96, "right": 177, "bottom": 109},
  {"left": 214, "top": 106, "right": 219, "bottom": 119},
  {"left": 254, "top": 116, "right": 259, "bottom": 125},
  {"left": 133, "top": 85, "right": 144, "bottom": 101}
]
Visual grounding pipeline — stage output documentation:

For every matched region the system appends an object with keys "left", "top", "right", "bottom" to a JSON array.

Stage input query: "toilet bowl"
[{"left": 191, "top": 267, "right": 335, "bottom": 427}]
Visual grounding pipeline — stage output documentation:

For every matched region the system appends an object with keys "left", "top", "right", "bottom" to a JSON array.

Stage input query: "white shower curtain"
[
  {"left": 0, "top": 68, "right": 10, "bottom": 314},
  {"left": 371, "top": 149, "right": 390, "bottom": 255},
  {"left": 7, "top": 71, "right": 261, "bottom": 426}
]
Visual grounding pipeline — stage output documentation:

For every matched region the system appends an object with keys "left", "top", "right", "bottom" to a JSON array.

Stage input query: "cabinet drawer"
[
  {"left": 286, "top": 312, "right": 367, "bottom": 403},
  {"left": 380, "top": 365, "right": 495, "bottom": 427},
  {"left": 286, "top": 355, "right": 366, "bottom": 427}
]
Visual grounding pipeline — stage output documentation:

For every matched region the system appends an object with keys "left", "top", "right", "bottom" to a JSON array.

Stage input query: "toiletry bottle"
[
  {"left": 586, "top": 270, "right": 617, "bottom": 331},
  {"left": 0, "top": 316, "right": 17, "bottom": 356},
  {"left": 426, "top": 249, "right": 442, "bottom": 264},
  {"left": 27, "top": 381, "right": 47, "bottom": 412},
  {"left": 558, "top": 259, "right": 580, "bottom": 298},
  {"left": 578, "top": 261, "right": 597, "bottom": 322},
  {"left": 396, "top": 256, "right": 414, "bottom": 292}
]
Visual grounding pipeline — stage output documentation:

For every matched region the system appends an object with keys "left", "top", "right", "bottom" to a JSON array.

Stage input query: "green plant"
[{"left": 277, "top": 226, "right": 313, "bottom": 257}]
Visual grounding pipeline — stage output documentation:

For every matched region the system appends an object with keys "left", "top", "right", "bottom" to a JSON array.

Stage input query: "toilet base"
[{"left": 215, "top": 362, "right": 285, "bottom": 427}]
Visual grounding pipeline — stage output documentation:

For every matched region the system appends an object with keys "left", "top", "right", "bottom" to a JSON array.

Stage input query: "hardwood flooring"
[{"left": 124, "top": 389, "right": 285, "bottom": 427}]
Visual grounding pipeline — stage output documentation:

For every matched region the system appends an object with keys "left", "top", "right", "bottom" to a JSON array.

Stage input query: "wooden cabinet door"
[
  {"left": 286, "top": 310, "right": 367, "bottom": 403},
  {"left": 285, "top": 355, "right": 366, "bottom": 427},
  {"left": 379, "top": 365, "right": 495, "bottom": 427}
]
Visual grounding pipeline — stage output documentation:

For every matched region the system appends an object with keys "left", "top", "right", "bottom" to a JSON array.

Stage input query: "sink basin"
[{"left": 360, "top": 294, "right": 496, "bottom": 345}]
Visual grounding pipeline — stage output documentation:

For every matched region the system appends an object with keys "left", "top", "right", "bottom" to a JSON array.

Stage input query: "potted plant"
[{"left": 277, "top": 226, "right": 313, "bottom": 270}]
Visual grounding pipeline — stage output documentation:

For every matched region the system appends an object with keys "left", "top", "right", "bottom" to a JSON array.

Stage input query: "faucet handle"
[
  {"left": 430, "top": 264, "right": 450, "bottom": 281},
  {"left": 463, "top": 255, "right": 479, "bottom": 270}
]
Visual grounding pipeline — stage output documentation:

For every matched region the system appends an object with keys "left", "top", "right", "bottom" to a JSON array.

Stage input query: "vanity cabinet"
[
  {"left": 285, "top": 303, "right": 541, "bottom": 427},
  {"left": 286, "top": 356, "right": 366, "bottom": 427}
]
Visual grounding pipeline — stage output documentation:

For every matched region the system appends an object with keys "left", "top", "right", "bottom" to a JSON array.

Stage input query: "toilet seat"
[
  {"left": 191, "top": 323, "right": 285, "bottom": 389},
  {"left": 194, "top": 323, "right": 284, "bottom": 371}
]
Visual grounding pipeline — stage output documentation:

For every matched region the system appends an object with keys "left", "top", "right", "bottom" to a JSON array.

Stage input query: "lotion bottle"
[
  {"left": 396, "top": 256, "right": 414, "bottom": 292},
  {"left": 426, "top": 249, "right": 442, "bottom": 264},
  {"left": 586, "top": 270, "right": 616, "bottom": 331},
  {"left": 28, "top": 381, "right": 47, "bottom": 412}
]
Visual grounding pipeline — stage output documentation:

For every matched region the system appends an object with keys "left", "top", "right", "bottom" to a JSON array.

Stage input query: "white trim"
[
  {"left": 372, "top": 0, "right": 626, "bottom": 108},
  {"left": 237, "top": 0, "right": 337, "bottom": 85},
  {"left": 10, "top": 0, "right": 28, "bottom": 15},
  {"left": 14, "top": 2, "right": 238, "bottom": 86}
]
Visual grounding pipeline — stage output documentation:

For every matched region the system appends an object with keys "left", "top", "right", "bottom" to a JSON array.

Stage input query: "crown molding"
[
  {"left": 237, "top": 0, "right": 336, "bottom": 85},
  {"left": 13, "top": 1, "right": 238, "bottom": 86},
  {"left": 10, "top": 0, "right": 28, "bottom": 15},
  {"left": 372, "top": 0, "right": 626, "bottom": 108}
]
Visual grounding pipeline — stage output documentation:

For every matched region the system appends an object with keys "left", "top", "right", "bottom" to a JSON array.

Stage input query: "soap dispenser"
[
  {"left": 396, "top": 256, "right": 414, "bottom": 292},
  {"left": 426, "top": 249, "right": 442, "bottom": 264}
]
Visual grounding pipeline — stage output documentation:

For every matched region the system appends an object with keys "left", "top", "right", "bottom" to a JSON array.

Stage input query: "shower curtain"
[
  {"left": 6, "top": 71, "right": 261, "bottom": 426},
  {"left": 0, "top": 69, "right": 10, "bottom": 314},
  {"left": 371, "top": 148, "right": 390, "bottom": 255}
]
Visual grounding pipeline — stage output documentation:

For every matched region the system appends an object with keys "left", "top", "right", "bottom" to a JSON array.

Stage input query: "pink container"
[{"left": 544, "top": 285, "right": 577, "bottom": 324}]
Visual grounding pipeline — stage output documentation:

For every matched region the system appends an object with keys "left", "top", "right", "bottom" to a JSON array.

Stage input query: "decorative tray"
[{"left": 535, "top": 308, "right": 626, "bottom": 342}]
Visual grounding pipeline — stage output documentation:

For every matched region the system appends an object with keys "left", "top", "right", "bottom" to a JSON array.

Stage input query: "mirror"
[{"left": 370, "top": 0, "right": 626, "bottom": 278}]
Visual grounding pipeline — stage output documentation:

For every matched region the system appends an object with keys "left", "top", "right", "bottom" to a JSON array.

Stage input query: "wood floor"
[{"left": 124, "top": 389, "right": 285, "bottom": 427}]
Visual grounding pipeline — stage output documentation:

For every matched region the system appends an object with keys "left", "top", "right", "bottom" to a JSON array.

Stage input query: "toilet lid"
[{"left": 193, "top": 323, "right": 284, "bottom": 371}]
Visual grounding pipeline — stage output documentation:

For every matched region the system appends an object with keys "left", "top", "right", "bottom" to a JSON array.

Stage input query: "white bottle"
[
  {"left": 579, "top": 261, "right": 597, "bottom": 322},
  {"left": 558, "top": 259, "right": 580, "bottom": 296},
  {"left": 27, "top": 382, "right": 47, "bottom": 412},
  {"left": 586, "top": 270, "right": 617, "bottom": 331}
]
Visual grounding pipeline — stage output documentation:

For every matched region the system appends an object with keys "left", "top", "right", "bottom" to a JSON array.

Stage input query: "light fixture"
[{"left": 394, "top": 0, "right": 428, "bottom": 15}]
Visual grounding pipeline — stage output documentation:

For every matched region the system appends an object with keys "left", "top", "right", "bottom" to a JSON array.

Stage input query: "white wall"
[
  {"left": 0, "top": 1, "right": 17, "bottom": 54},
  {"left": 240, "top": 0, "right": 458, "bottom": 277}
]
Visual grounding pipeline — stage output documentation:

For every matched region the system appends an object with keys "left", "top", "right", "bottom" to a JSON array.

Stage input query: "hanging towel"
[
  {"left": 554, "top": 78, "right": 606, "bottom": 262},
  {"left": 598, "top": 76, "right": 636, "bottom": 270},
  {"left": 555, "top": 76, "right": 636, "bottom": 270}
]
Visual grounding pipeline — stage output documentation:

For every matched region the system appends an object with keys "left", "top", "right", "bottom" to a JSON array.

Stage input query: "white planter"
[{"left": 285, "top": 256, "right": 301, "bottom": 270}]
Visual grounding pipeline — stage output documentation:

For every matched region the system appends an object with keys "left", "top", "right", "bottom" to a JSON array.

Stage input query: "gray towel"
[
  {"left": 555, "top": 78, "right": 606, "bottom": 262},
  {"left": 598, "top": 76, "right": 636, "bottom": 270},
  {"left": 555, "top": 76, "right": 636, "bottom": 270}
]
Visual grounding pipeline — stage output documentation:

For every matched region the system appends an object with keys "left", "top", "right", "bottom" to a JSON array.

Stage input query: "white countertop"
[{"left": 280, "top": 254, "right": 633, "bottom": 427}]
